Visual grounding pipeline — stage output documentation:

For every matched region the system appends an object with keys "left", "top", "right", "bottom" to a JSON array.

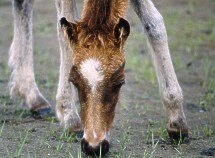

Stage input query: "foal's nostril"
[{"left": 81, "top": 138, "right": 109, "bottom": 156}]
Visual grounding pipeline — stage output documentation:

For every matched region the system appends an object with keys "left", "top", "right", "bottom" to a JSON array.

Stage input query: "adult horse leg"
[
  {"left": 55, "top": 0, "right": 82, "bottom": 131},
  {"left": 9, "top": 0, "right": 51, "bottom": 117},
  {"left": 131, "top": 0, "right": 188, "bottom": 140}
]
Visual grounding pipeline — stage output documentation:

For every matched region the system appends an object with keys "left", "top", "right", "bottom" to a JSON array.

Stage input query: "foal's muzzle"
[{"left": 81, "top": 138, "right": 109, "bottom": 156}]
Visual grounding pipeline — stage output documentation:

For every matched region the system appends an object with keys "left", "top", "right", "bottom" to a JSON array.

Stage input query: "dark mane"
[
  {"left": 76, "top": 0, "right": 128, "bottom": 47},
  {"left": 76, "top": 23, "right": 115, "bottom": 48},
  {"left": 81, "top": 0, "right": 127, "bottom": 29}
]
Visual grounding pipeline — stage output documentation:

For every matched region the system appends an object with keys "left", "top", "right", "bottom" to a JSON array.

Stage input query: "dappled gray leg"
[
  {"left": 131, "top": 0, "right": 188, "bottom": 139},
  {"left": 8, "top": 0, "right": 51, "bottom": 116},
  {"left": 55, "top": 0, "right": 81, "bottom": 131}
]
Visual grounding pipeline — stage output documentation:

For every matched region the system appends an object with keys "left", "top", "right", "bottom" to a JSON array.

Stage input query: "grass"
[
  {"left": 15, "top": 130, "right": 29, "bottom": 157},
  {"left": 125, "top": 29, "right": 156, "bottom": 84},
  {"left": 143, "top": 141, "right": 159, "bottom": 158},
  {"left": 0, "top": 121, "right": 5, "bottom": 137},
  {"left": 174, "top": 146, "right": 184, "bottom": 157},
  {"left": 203, "top": 124, "right": 215, "bottom": 137}
]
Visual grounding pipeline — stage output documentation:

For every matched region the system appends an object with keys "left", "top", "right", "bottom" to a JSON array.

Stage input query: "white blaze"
[{"left": 80, "top": 58, "right": 104, "bottom": 91}]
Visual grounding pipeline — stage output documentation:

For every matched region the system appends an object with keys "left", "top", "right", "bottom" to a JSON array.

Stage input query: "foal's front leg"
[
  {"left": 9, "top": 0, "right": 51, "bottom": 116},
  {"left": 55, "top": 0, "right": 81, "bottom": 131},
  {"left": 131, "top": 0, "right": 188, "bottom": 139}
]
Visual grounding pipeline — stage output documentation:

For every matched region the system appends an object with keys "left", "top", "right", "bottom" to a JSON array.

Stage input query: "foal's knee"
[{"left": 162, "top": 87, "right": 183, "bottom": 110}]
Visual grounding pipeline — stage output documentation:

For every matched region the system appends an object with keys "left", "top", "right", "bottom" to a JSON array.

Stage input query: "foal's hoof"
[
  {"left": 168, "top": 129, "right": 188, "bottom": 141},
  {"left": 31, "top": 107, "right": 53, "bottom": 119},
  {"left": 167, "top": 121, "right": 188, "bottom": 142}
]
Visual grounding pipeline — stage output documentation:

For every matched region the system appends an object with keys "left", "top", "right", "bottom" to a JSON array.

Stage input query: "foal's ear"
[
  {"left": 60, "top": 17, "right": 77, "bottom": 42},
  {"left": 114, "top": 18, "right": 130, "bottom": 44}
]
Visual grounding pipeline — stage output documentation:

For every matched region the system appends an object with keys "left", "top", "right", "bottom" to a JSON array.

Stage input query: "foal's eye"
[
  {"left": 69, "top": 77, "right": 75, "bottom": 85},
  {"left": 112, "top": 79, "right": 125, "bottom": 92},
  {"left": 69, "top": 76, "right": 79, "bottom": 88},
  {"left": 68, "top": 76, "right": 73, "bottom": 82},
  {"left": 69, "top": 65, "right": 81, "bottom": 88}
]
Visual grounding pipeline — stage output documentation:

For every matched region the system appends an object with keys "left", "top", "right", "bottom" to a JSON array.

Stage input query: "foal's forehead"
[
  {"left": 80, "top": 58, "right": 104, "bottom": 89},
  {"left": 75, "top": 55, "right": 124, "bottom": 86},
  {"left": 79, "top": 56, "right": 124, "bottom": 76}
]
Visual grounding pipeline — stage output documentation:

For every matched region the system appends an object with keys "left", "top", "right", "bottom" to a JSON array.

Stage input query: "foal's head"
[{"left": 61, "top": 17, "right": 130, "bottom": 156}]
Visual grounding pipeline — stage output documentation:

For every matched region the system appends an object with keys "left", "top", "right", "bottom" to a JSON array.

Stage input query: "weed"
[
  {"left": 202, "top": 57, "right": 212, "bottom": 87},
  {"left": 44, "top": 141, "right": 52, "bottom": 149},
  {"left": 2, "top": 101, "right": 8, "bottom": 113},
  {"left": 15, "top": 130, "right": 29, "bottom": 157},
  {"left": 143, "top": 140, "right": 159, "bottom": 158},
  {"left": 174, "top": 146, "right": 183, "bottom": 156},
  {"left": 151, "top": 129, "right": 155, "bottom": 147},
  {"left": 77, "top": 147, "right": 82, "bottom": 158},
  {"left": 203, "top": 124, "right": 214, "bottom": 137},
  {"left": 60, "top": 130, "right": 74, "bottom": 142},
  {"left": 0, "top": 120, "right": 5, "bottom": 137},
  {"left": 34, "top": 148, "right": 37, "bottom": 157},
  {"left": 199, "top": 88, "right": 215, "bottom": 112},
  {"left": 6, "top": 146, "right": 11, "bottom": 158},
  {"left": 192, "top": 125, "right": 200, "bottom": 138},
  {"left": 177, "top": 129, "right": 183, "bottom": 145},
  {"left": 56, "top": 142, "right": 64, "bottom": 153},
  {"left": 116, "top": 126, "right": 131, "bottom": 157},
  {"left": 146, "top": 124, "right": 151, "bottom": 144},
  {"left": 157, "top": 123, "right": 168, "bottom": 141}
]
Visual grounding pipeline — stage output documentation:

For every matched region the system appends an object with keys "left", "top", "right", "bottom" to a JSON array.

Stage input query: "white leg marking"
[
  {"left": 131, "top": 0, "right": 188, "bottom": 136},
  {"left": 55, "top": 0, "right": 81, "bottom": 130},
  {"left": 9, "top": 0, "right": 50, "bottom": 110}
]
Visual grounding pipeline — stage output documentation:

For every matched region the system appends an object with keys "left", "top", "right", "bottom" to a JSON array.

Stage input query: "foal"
[{"left": 9, "top": 0, "right": 188, "bottom": 156}]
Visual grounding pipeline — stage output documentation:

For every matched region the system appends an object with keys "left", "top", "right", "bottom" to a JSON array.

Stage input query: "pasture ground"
[{"left": 0, "top": 0, "right": 215, "bottom": 157}]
